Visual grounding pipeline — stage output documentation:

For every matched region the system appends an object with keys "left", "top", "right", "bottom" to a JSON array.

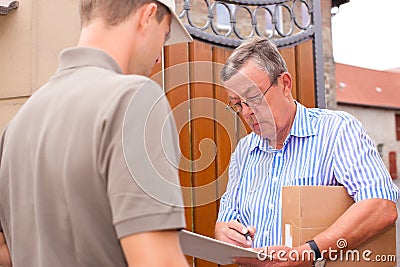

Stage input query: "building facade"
[{"left": 336, "top": 63, "right": 400, "bottom": 179}]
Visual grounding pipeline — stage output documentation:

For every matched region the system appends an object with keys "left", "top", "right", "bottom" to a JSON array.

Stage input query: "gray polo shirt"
[{"left": 0, "top": 47, "right": 186, "bottom": 266}]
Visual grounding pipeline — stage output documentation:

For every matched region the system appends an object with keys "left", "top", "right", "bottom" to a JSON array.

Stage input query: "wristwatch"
[{"left": 306, "top": 240, "right": 326, "bottom": 267}]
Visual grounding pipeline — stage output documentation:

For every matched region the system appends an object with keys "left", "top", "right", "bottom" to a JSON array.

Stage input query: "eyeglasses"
[{"left": 225, "top": 74, "right": 281, "bottom": 114}]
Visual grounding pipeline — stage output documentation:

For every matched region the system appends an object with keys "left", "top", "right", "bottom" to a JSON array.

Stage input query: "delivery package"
[{"left": 282, "top": 186, "right": 396, "bottom": 266}]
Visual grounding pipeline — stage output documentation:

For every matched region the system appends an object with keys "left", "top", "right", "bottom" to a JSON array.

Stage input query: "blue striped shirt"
[{"left": 217, "top": 102, "right": 399, "bottom": 248}]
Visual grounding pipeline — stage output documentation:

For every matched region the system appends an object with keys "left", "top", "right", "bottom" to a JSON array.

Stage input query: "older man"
[{"left": 215, "top": 37, "right": 398, "bottom": 267}]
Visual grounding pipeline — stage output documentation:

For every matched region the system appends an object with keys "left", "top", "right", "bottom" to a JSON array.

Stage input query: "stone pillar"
[{"left": 321, "top": 0, "right": 337, "bottom": 109}]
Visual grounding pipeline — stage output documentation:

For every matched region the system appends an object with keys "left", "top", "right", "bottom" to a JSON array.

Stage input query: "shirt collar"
[
  {"left": 56, "top": 47, "right": 123, "bottom": 74},
  {"left": 289, "top": 101, "right": 317, "bottom": 138},
  {"left": 249, "top": 133, "right": 267, "bottom": 153},
  {"left": 249, "top": 101, "right": 317, "bottom": 153}
]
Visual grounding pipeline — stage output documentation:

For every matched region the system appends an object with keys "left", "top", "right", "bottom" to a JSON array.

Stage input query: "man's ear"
[
  {"left": 137, "top": 2, "right": 158, "bottom": 29},
  {"left": 281, "top": 72, "right": 292, "bottom": 96}
]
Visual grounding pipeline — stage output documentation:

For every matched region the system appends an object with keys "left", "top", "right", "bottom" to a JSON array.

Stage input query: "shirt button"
[
  {"left": 272, "top": 177, "right": 279, "bottom": 182},
  {"left": 269, "top": 204, "right": 274, "bottom": 210},
  {"left": 264, "top": 230, "right": 270, "bottom": 235}
]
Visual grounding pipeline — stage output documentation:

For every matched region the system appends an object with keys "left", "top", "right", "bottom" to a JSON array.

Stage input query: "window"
[
  {"left": 377, "top": 143, "right": 384, "bottom": 158},
  {"left": 389, "top": 151, "right": 397, "bottom": 179}
]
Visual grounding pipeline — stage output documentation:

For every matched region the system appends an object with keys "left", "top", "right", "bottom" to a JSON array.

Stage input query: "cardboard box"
[{"left": 282, "top": 186, "right": 396, "bottom": 266}]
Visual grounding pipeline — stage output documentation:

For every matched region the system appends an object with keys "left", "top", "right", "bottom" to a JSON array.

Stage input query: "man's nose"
[{"left": 241, "top": 102, "right": 253, "bottom": 117}]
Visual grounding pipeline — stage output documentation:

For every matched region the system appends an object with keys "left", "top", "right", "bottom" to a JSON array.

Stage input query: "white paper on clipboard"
[{"left": 178, "top": 229, "right": 270, "bottom": 265}]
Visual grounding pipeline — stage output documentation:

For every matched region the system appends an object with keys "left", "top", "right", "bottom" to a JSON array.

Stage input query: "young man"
[
  {"left": 0, "top": 0, "right": 192, "bottom": 266},
  {"left": 215, "top": 37, "right": 398, "bottom": 266}
]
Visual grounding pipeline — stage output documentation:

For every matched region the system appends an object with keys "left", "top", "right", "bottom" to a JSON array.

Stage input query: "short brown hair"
[
  {"left": 220, "top": 37, "right": 288, "bottom": 82},
  {"left": 79, "top": 0, "right": 170, "bottom": 27}
]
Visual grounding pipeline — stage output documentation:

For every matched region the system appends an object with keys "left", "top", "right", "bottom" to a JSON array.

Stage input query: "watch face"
[{"left": 315, "top": 259, "right": 326, "bottom": 267}]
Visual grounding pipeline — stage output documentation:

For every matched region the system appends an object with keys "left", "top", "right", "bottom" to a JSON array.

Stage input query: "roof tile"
[{"left": 336, "top": 63, "right": 400, "bottom": 109}]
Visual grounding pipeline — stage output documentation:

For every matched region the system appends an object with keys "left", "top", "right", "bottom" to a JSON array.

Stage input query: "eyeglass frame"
[{"left": 225, "top": 74, "right": 282, "bottom": 114}]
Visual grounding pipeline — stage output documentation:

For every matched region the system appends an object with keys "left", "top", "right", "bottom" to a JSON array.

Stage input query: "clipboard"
[{"left": 178, "top": 229, "right": 269, "bottom": 265}]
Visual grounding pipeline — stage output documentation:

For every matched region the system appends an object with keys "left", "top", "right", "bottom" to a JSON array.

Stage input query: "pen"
[{"left": 236, "top": 216, "right": 252, "bottom": 244}]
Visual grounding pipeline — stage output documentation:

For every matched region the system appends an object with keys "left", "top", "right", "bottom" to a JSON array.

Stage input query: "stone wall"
[
  {"left": 321, "top": 0, "right": 337, "bottom": 109},
  {"left": 0, "top": 0, "right": 80, "bottom": 133}
]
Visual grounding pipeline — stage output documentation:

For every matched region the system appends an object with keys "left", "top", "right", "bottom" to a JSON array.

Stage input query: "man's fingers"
[
  {"left": 228, "top": 219, "right": 248, "bottom": 234},
  {"left": 248, "top": 226, "right": 256, "bottom": 237},
  {"left": 224, "top": 227, "right": 252, "bottom": 247}
]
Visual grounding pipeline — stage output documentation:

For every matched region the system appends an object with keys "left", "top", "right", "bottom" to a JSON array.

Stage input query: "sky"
[{"left": 331, "top": 0, "right": 400, "bottom": 71}]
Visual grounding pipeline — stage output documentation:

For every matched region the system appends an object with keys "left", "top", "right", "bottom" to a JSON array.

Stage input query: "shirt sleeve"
[
  {"left": 333, "top": 115, "right": 399, "bottom": 203},
  {"left": 100, "top": 77, "right": 186, "bottom": 239},
  {"left": 217, "top": 144, "right": 242, "bottom": 222}
]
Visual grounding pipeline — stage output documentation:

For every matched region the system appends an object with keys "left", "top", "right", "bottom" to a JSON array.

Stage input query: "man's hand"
[
  {"left": 234, "top": 245, "right": 313, "bottom": 267},
  {"left": 215, "top": 221, "right": 256, "bottom": 248}
]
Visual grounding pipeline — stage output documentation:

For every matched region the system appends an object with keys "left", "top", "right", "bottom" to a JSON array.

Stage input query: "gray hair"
[{"left": 220, "top": 37, "right": 288, "bottom": 82}]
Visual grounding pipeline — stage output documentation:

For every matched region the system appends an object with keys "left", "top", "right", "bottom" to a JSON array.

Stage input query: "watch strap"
[{"left": 306, "top": 240, "right": 322, "bottom": 260}]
